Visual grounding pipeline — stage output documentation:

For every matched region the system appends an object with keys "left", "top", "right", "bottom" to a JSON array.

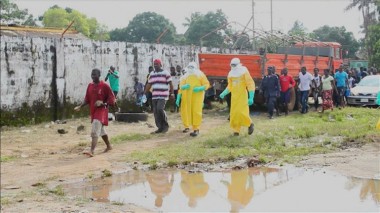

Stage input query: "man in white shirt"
[{"left": 297, "top": 67, "right": 315, "bottom": 114}]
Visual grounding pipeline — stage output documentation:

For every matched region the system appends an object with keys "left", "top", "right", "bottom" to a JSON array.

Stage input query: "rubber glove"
[
  {"left": 219, "top": 88, "right": 230, "bottom": 99},
  {"left": 176, "top": 94, "right": 182, "bottom": 107},
  {"left": 248, "top": 91, "right": 254, "bottom": 106},
  {"left": 181, "top": 84, "right": 190, "bottom": 90},
  {"left": 141, "top": 94, "right": 147, "bottom": 103},
  {"left": 193, "top": 86, "right": 206, "bottom": 93}
]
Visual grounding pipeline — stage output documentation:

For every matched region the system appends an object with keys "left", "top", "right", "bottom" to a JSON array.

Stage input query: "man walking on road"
[
  {"left": 74, "top": 68, "right": 116, "bottom": 157},
  {"left": 279, "top": 68, "right": 295, "bottom": 115},
  {"left": 297, "top": 67, "right": 314, "bottom": 114},
  {"left": 143, "top": 59, "right": 174, "bottom": 134},
  {"left": 261, "top": 66, "right": 281, "bottom": 119},
  {"left": 334, "top": 64, "right": 349, "bottom": 109}
]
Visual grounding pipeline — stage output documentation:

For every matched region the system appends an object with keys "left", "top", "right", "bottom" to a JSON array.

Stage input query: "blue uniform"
[{"left": 261, "top": 74, "right": 281, "bottom": 117}]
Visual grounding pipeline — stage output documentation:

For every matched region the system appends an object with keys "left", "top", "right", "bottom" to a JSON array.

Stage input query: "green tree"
[
  {"left": 345, "top": 0, "right": 378, "bottom": 58},
  {"left": 109, "top": 12, "right": 176, "bottom": 43},
  {"left": 183, "top": 12, "right": 202, "bottom": 27},
  {"left": 68, "top": 10, "right": 90, "bottom": 36},
  {"left": 367, "top": 24, "right": 380, "bottom": 67},
  {"left": 310, "top": 25, "right": 359, "bottom": 59},
  {"left": 42, "top": 7, "right": 70, "bottom": 28},
  {"left": 41, "top": 6, "right": 109, "bottom": 40},
  {"left": 109, "top": 28, "right": 128, "bottom": 41},
  {"left": 345, "top": 0, "right": 378, "bottom": 35},
  {"left": 288, "top": 20, "right": 308, "bottom": 37},
  {"left": 88, "top": 18, "right": 109, "bottom": 41},
  {"left": 184, "top": 10, "right": 231, "bottom": 47},
  {"left": 0, "top": 0, "right": 37, "bottom": 26}
]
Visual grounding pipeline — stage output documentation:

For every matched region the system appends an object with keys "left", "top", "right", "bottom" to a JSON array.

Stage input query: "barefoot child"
[{"left": 74, "top": 68, "right": 116, "bottom": 157}]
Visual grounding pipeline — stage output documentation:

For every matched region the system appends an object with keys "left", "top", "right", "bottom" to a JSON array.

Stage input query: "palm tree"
[
  {"left": 345, "top": 0, "right": 378, "bottom": 34},
  {"left": 345, "top": 0, "right": 378, "bottom": 57},
  {"left": 183, "top": 12, "right": 202, "bottom": 27}
]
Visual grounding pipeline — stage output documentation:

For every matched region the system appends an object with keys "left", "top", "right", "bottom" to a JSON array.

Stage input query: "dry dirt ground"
[{"left": 1, "top": 111, "right": 379, "bottom": 212}]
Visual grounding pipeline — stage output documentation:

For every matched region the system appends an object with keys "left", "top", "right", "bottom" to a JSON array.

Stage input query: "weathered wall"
[{"left": 1, "top": 35, "right": 240, "bottom": 124}]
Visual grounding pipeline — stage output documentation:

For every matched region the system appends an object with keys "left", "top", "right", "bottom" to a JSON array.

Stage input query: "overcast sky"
[{"left": 13, "top": 0, "right": 364, "bottom": 39}]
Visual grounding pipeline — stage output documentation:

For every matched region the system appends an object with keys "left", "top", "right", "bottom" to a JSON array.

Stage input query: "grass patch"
[
  {"left": 101, "top": 169, "right": 112, "bottom": 178},
  {"left": 112, "top": 201, "right": 124, "bottom": 206},
  {"left": 0, "top": 155, "right": 17, "bottom": 162},
  {"left": 126, "top": 107, "right": 380, "bottom": 165},
  {"left": 111, "top": 133, "right": 152, "bottom": 144},
  {"left": 87, "top": 173, "right": 94, "bottom": 179},
  {"left": 0, "top": 196, "right": 11, "bottom": 205},
  {"left": 78, "top": 142, "right": 87, "bottom": 147},
  {"left": 49, "top": 185, "right": 65, "bottom": 196}
]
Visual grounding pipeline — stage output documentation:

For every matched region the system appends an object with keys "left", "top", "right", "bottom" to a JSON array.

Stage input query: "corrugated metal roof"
[{"left": 0, "top": 25, "right": 89, "bottom": 39}]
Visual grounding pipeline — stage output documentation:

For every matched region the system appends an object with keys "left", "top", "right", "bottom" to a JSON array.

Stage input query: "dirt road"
[{"left": 1, "top": 111, "right": 379, "bottom": 212}]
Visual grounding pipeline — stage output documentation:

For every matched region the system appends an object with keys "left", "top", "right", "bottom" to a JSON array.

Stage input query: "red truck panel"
[
  {"left": 199, "top": 53, "right": 337, "bottom": 80},
  {"left": 198, "top": 54, "right": 262, "bottom": 78}
]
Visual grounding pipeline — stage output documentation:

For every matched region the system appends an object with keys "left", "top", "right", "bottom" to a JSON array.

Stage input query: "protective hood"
[
  {"left": 228, "top": 58, "right": 248, "bottom": 77},
  {"left": 181, "top": 62, "right": 202, "bottom": 80}
]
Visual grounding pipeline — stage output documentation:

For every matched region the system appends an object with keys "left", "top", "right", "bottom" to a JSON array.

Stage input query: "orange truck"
[{"left": 198, "top": 41, "right": 343, "bottom": 110}]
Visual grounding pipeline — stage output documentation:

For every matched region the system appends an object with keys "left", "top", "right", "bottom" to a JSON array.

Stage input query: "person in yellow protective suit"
[
  {"left": 180, "top": 171, "right": 209, "bottom": 208},
  {"left": 219, "top": 58, "right": 255, "bottom": 136},
  {"left": 221, "top": 169, "right": 254, "bottom": 213},
  {"left": 176, "top": 62, "right": 210, "bottom": 137}
]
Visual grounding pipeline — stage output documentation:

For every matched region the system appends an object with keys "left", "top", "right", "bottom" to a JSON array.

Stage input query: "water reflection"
[
  {"left": 347, "top": 178, "right": 380, "bottom": 204},
  {"left": 180, "top": 171, "right": 209, "bottom": 208},
  {"left": 222, "top": 170, "right": 254, "bottom": 213},
  {"left": 145, "top": 170, "right": 174, "bottom": 207},
  {"left": 64, "top": 167, "right": 380, "bottom": 212}
]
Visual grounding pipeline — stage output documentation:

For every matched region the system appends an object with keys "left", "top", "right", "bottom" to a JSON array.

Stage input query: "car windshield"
[{"left": 358, "top": 76, "right": 380, "bottom": 87}]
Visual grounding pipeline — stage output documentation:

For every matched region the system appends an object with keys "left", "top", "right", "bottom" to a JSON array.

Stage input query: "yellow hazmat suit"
[
  {"left": 226, "top": 65, "right": 255, "bottom": 134},
  {"left": 180, "top": 171, "right": 209, "bottom": 208},
  {"left": 178, "top": 62, "right": 210, "bottom": 131}
]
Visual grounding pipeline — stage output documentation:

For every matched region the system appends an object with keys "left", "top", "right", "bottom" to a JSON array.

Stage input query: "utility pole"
[
  {"left": 252, "top": 0, "right": 255, "bottom": 51},
  {"left": 270, "top": 0, "right": 273, "bottom": 33}
]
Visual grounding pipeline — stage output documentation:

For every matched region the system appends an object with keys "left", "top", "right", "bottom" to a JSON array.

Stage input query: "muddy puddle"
[{"left": 64, "top": 167, "right": 379, "bottom": 212}]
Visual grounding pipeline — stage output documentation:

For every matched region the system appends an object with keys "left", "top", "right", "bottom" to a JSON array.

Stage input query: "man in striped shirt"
[{"left": 144, "top": 59, "right": 174, "bottom": 134}]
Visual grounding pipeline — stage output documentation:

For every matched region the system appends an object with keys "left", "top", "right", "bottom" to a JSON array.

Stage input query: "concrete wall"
[{"left": 0, "top": 35, "right": 242, "bottom": 122}]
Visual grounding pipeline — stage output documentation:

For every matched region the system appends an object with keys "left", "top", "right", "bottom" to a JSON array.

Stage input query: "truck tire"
[
  {"left": 115, "top": 112, "right": 148, "bottom": 123},
  {"left": 288, "top": 87, "right": 296, "bottom": 111}
]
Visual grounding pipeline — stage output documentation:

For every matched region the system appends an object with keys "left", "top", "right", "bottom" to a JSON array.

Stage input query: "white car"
[{"left": 347, "top": 75, "right": 380, "bottom": 106}]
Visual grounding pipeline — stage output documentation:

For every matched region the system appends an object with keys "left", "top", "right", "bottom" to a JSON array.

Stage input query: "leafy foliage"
[
  {"left": 41, "top": 5, "right": 109, "bottom": 40},
  {"left": 367, "top": 24, "right": 380, "bottom": 67},
  {"left": 110, "top": 12, "right": 176, "bottom": 43},
  {"left": 288, "top": 20, "right": 308, "bottom": 37},
  {"left": 310, "top": 25, "right": 359, "bottom": 58},
  {"left": 184, "top": 9, "right": 231, "bottom": 47},
  {"left": 345, "top": 0, "right": 379, "bottom": 58},
  {"left": 0, "top": 0, "right": 37, "bottom": 26}
]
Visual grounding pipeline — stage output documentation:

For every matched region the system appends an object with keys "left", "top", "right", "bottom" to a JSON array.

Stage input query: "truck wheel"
[
  {"left": 115, "top": 112, "right": 148, "bottom": 123},
  {"left": 288, "top": 87, "right": 296, "bottom": 111}
]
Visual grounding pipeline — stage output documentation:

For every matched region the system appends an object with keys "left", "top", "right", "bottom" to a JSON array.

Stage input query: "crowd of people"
[
  {"left": 258, "top": 64, "right": 379, "bottom": 118},
  {"left": 73, "top": 58, "right": 378, "bottom": 157}
]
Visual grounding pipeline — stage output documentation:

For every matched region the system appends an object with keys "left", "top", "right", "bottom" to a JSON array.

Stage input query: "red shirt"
[
  {"left": 84, "top": 81, "right": 116, "bottom": 125},
  {"left": 279, "top": 75, "right": 296, "bottom": 92}
]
